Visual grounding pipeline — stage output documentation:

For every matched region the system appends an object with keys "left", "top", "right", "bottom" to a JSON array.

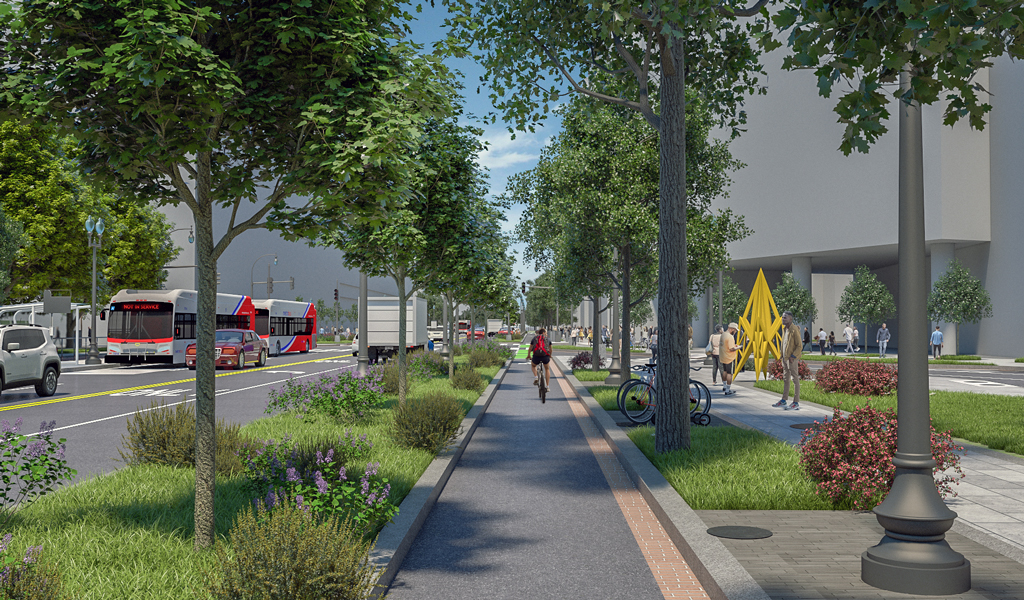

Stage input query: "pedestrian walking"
[
  {"left": 817, "top": 328, "right": 828, "bottom": 355},
  {"left": 803, "top": 327, "right": 811, "bottom": 353},
  {"left": 843, "top": 324, "right": 854, "bottom": 353},
  {"left": 649, "top": 328, "right": 659, "bottom": 364},
  {"left": 930, "top": 326, "right": 944, "bottom": 359},
  {"left": 710, "top": 325, "right": 724, "bottom": 386},
  {"left": 720, "top": 323, "right": 740, "bottom": 395},
  {"left": 571, "top": 326, "right": 577, "bottom": 346},
  {"left": 773, "top": 311, "right": 802, "bottom": 410},
  {"left": 828, "top": 331, "right": 837, "bottom": 355},
  {"left": 877, "top": 323, "right": 891, "bottom": 358},
  {"left": 853, "top": 326, "right": 860, "bottom": 351}
]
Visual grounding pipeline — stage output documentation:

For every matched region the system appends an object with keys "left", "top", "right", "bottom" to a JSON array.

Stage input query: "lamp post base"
[
  {"left": 85, "top": 346, "right": 102, "bottom": 365},
  {"left": 605, "top": 355, "right": 622, "bottom": 386},
  {"left": 862, "top": 541, "right": 970, "bottom": 595},
  {"left": 356, "top": 356, "right": 370, "bottom": 377}
]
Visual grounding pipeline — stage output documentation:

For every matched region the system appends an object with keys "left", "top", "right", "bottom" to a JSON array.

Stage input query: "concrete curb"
[
  {"left": 370, "top": 359, "right": 512, "bottom": 594},
  {"left": 552, "top": 357, "right": 771, "bottom": 600}
]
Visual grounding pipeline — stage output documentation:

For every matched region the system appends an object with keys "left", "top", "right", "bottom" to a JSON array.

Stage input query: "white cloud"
[{"left": 477, "top": 128, "right": 545, "bottom": 171}]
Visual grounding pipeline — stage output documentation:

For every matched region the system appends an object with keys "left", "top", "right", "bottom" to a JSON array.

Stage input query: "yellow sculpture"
[{"left": 735, "top": 269, "right": 783, "bottom": 381}]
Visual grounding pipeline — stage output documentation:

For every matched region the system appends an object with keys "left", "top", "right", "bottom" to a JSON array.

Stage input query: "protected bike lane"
[{"left": 384, "top": 356, "right": 709, "bottom": 600}]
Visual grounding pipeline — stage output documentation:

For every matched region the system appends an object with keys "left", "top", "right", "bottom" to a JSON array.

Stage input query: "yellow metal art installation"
[{"left": 735, "top": 269, "right": 783, "bottom": 381}]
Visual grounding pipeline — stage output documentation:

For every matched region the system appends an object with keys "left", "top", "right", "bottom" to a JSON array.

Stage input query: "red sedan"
[{"left": 185, "top": 329, "right": 269, "bottom": 370}]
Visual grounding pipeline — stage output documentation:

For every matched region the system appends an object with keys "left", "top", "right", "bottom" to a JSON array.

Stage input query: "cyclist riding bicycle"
[{"left": 528, "top": 327, "right": 552, "bottom": 387}]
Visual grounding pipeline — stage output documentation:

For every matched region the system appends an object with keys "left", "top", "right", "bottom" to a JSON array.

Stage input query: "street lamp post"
[
  {"left": 84, "top": 216, "right": 105, "bottom": 365},
  {"left": 251, "top": 254, "right": 277, "bottom": 298},
  {"left": 861, "top": 68, "right": 970, "bottom": 595}
]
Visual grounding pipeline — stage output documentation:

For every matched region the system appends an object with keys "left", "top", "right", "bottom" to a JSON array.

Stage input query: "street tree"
[
  {"left": 836, "top": 265, "right": 897, "bottom": 353},
  {"left": 0, "top": 120, "right": 179, "bottom": 303},
  {"left": 0, "top": 207, "right": 24, "bottom": 305},
  {"left": 771, "top": 272, "right": 817, "bottom": 325},
  {"left": 319, "top": 117, "right": 494, "bottom": 401},
  {"left": 447, "top": 0, "right": 770, "bottom": 452},
  {"left": 927, "top": 260, "right": 993, "bottom": 355},
  {"left": 0, "top": 0, "right": 455, "bottom": 548},
  {"left": 511, "top": 94, "right": 750, "bottom": 380}
]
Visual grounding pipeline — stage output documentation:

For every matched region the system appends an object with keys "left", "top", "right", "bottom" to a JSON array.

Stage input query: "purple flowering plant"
[
  {"left": 266, "top": 368, "right": 386, "bottom": 421},
  {"left": 292, "top": 458, "right": 397, "bottom": 531},
  {"left": 0, "top": 419, "right": 76, "bottom": 528},
  {"left": 0, "top": 533, "right": 45, "bottom": 591}
]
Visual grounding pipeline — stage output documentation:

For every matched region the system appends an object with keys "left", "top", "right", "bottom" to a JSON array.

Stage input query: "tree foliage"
[
  {"left": 772, "top": 272, "right": 818, "bottom": 325},
  {"left": 928, "top": 259, "right": 992, "bottom": 355},
  {"left": 836, "top": 265, "right": 897, "bottom": 329},
  {"left": 768, "top": 0, "right": 1024, "bottom": 154},
  {"left": 0, "top": 207, "right": 24, "bottom": 305}
]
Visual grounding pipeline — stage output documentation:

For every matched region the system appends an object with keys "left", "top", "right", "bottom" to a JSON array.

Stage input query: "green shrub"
[
  {"left": 376, "top": 359, "right": 400, "bottom": 394},
  {"left": 450, "top": 365, "right": 484, "bottom": 392},
  {"left": 450, "top": 344, "right": 465, "bottom": 357},
  {"left": 290, "top": 430, "right": 374, "bottom": 475},
  {"left": 207, "top": 500, "right": 381, "bottom": 600},
  {"left": 0, "top": 537, "right": 69, "bottom": 600},
  {"left": 392, "top": 390, "right": 465, "bottom": 453},
  {"left": 408, "top": 350, "right": 448, "bottom": 378},
  {"left": 468, "top": 348, "right": 503, "bottom": 368},
  {"left": 117, "top": 399, "right": 243, "bottom": 475}
]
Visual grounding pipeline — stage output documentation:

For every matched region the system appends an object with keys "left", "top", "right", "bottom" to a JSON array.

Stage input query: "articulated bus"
[
  {"left": 105, "top": 289, "right": 256, "bottom": 365},
  {"left": 251, "top": 299, "right": 316, "bottom": 356}
]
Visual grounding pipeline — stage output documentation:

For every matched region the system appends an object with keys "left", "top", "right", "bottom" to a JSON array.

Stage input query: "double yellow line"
[{"left": 0, "top": 353, "right": 354, "bottom": 412}]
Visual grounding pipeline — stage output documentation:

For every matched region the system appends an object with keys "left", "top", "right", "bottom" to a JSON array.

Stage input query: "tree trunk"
[
  {"left": 193, "top": 154, "right": 217, "bottom": 549},
  {"left": 620, "top": 244, "right": 632, "bottom": 382},
  {"left": 396, "top": 267, "right": 408, "bottom": 405},
  {"left": 592, "top": 295, "right": 600, "bottom": 371},
  {"left": 655, "top": 34, "right": 691, "bottom": 453},
  {"left": 446, "top": 292, "right": 456, "bottom": 378}
]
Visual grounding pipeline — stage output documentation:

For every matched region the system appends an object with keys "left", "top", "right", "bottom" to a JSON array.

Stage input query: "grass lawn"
[
  {"left": 572, "top": 369, "right": 610, "bottom": 381},
  {"left": 553, "top": 344, "right": 647, "bottom": 353},
  {"left": 755, "top": 379, "right": 1024, "bottom": 456},
  {"left": 1016, "top": 358, "right": 1024, "bottom": 363},
  {"left": 627, "top": 425, "right": 833, "bottom": 510},
  {"left": 943, "top": 355, "right": 981, "bottom": 360},
  {"left": 2, "top": 357, "right": 502, "bottom": 600},
  {"left": 800, "top": 353, "right": 898, "bottom": 363}
]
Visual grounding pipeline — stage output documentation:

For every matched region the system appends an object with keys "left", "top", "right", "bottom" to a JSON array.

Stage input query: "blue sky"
[{"left": 402, "top": 2, "right": 563, "bottom": 287}]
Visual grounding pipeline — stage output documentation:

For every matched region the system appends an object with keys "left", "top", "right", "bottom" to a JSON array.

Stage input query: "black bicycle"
[{"left": 616, "top": 363, "right": 712, "bottom": 426}]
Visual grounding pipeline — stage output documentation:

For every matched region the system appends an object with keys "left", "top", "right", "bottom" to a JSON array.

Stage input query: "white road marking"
[
  {"left": 109, "top": 387, "right": 192, "bottom": 397},
  {"left": 947, "top": 378, "right": 1016, "bottom": 388},
  {"left": 263, "top": 370, "right": 306, "bottom": 375},
  {"left": 24, "top": 364, "right": 356, "bottom": 436}
]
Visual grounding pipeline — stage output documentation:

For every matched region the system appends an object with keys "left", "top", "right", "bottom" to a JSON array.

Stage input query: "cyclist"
[{"left": 528, "top": 327, "right": 552, "bottom": 387}]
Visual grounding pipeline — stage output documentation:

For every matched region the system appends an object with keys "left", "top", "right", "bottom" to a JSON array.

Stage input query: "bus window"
[
  {"left": 255, "top": 309, "right": 269, "bottom": 336},
  {"left": 174, "top": 313, "right": 197, "bottom": 339}
]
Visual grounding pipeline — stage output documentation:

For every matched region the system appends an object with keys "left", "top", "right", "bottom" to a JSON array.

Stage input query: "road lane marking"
[
  {"left": 263, "top": 370, "right": 306, "bottom": 375},
  {"left": 23, "top": 364, "right": 358, "bottom": 436},
  {"left": 947, "top": 378, "right": 1016, "bottom": 388},
  {"left": 0, "top": 353, "right": 353, "bottom": 412}
]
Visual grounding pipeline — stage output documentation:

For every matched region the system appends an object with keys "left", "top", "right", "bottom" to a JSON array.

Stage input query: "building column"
[
  {"left": 930, "top": 243, "right": 957, "bottom": 355},
  {"left": 793, "top": 257, "right": 812, "bottom": 331}
]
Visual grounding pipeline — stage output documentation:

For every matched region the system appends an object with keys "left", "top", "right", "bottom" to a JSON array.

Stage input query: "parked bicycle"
[{"left": 616, "top": 362, "right": 712, "bottom": 426}]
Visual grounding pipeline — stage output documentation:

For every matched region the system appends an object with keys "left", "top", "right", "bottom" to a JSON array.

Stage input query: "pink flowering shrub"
[
  {"left": 767, "top": 359, "right": 812, "bottom": 380},
  {"left": 799, "top": 404, "right": 964, "bottom": 509},
  {"left": 815, "top": 359, "right": 898, "bottom": 396}
]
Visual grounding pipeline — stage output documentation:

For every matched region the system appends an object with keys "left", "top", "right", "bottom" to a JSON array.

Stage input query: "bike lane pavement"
[{"left": 386, "top": 357, "right": 707, "bottom": 599}]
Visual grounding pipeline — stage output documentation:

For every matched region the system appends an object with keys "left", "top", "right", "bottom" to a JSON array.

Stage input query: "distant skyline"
[{"left": 403, "top": 2, "right": 563, "bottom": 288}]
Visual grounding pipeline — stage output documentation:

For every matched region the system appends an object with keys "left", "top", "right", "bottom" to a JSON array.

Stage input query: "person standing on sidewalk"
[
  {"left": 843, "top": 324, "right": 854, "bottom": 353},
  {"left": 931, "top": 325, "right": 944, "bottom": 359},
  {"left": 828, "top": 331, "right": 837, "bottom": 356},
  {"left": 710, "top": 325, "right": 724, "bottom": 386},
  {"left": 817, "top": 328, "right": 828, "bottom": 355},
  {"left": 649, "top": 328, "right": 659, "bottom": 363},
  {"left": 720, "top": 323, "right": 740, "bottom": 396},
  {"left": 773, "top": 312, "right": 802, "bottom": 410},
  {"left": 877, "top": 323, "right": 891, "bottom": 358},
  {"left": 802, "top": 327, "right": 811, "bottom": 353},
  {"left": 853, "top": 326, "right": 860, "bottom": 351}
]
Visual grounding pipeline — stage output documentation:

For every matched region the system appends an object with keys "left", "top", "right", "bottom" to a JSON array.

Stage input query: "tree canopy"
[
  {"left": 772, "top": 272, "right": 817, "bottom": 326},
  {"left": 836, "top": 265, "right": 897, "bottom": 331},
  {"left": 927, "top": 259, "right": 992, "bottom": 354}
]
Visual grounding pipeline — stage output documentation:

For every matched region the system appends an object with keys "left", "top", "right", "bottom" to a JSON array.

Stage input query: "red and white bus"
[
  {"left": 251, "top": 299, "right": 316, "bottom": 356},
  {"left": 105, "top": 289, "right": 256, "bottom": 365}
]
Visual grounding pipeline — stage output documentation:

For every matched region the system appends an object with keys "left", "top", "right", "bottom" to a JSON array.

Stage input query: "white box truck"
[
  {"left": 351, "top": 295, "right": 428, "bottom": 361},
  {"left": 486, "top": 319, "right": 505, "bottom": 337}
]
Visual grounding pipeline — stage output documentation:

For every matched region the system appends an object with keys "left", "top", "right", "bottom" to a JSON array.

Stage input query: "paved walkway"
[
  {"left": 693, "top": 368, "right": 1024, "bottom": 555},
  {"left": 388, "top": 358, "right": 708, "bottom": 599}
]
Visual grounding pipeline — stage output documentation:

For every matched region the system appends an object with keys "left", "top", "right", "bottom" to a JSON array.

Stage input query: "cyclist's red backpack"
[{"left": 535, "top": 335, "right": 549, "bottom": 356}]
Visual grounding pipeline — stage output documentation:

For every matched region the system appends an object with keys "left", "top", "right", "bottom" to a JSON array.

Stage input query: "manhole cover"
[
  {"left": 790, "top": 423, "right": 819, "bottom": 429},
  {"left": 707, "top": 526, "right": 773, "bottom": 540}
]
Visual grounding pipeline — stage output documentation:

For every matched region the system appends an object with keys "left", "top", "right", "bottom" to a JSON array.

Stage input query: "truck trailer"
[{"left": 351, "top": 295, "right": 428, "bottom": 362}]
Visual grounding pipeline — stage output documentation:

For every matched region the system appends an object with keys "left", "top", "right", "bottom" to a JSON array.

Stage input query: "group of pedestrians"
[
  {"left": 706, "top": 323, "right": 740, "bottom": 395},
  {"left": 569, "top": 326, "right": 593, "bottom": 346}
]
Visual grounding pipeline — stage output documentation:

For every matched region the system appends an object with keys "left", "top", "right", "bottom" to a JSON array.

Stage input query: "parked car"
[
  {"left": 0, "top": 325, "right": 61, "bottom": 397},
  {"left": 185, "top": 329, "right": 268, "bottom": 370}
]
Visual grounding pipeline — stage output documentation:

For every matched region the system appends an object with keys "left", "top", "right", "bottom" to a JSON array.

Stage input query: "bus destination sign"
[{"left": 114, "top": 302, "right": 169, "bottom": 311}]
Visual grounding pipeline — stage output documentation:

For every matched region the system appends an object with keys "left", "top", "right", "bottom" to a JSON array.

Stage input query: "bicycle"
[
  {"left": 538, "top": 364, "right": 550, "bottom": 403},
  {"left": 617, "top": 364, "right": 712, "bottom": 426}
]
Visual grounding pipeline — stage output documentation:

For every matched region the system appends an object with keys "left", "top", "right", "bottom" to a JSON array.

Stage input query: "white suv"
[{"left": 0, "top": 325, "right": 61, "bottom": 397}]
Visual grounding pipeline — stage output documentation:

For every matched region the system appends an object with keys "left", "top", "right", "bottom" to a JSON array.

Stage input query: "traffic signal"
[
  {"left": 522, "top": 282, "right": 526, "bottom": 295},
  {"left": 268, "top": 276, "right": 274, "bottom": 294},
  {"left": 334, "top": 288, "right": 339, "bottom": 301}
]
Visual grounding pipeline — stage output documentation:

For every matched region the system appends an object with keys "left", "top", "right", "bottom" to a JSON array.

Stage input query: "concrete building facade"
[{"left": 691, "top": 52, "right": 1024, "bottom": 358}]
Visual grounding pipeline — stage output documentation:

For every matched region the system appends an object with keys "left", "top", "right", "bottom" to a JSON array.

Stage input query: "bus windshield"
[
  {"left": 215, "top": 331, "right": 245, "bottom": 344},
  {"left": 108, "top": 306, "right": 173, "bottom": 340}
]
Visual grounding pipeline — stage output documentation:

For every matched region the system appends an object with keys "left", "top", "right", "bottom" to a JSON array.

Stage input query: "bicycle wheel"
[
  {"left": 688, "top": 379, "right": 711, "bottom": 416},
  {"left": 620, "top": 380, "right": 655, "bottom": 424}
]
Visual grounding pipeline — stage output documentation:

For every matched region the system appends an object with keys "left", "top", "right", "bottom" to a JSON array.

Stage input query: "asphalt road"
[{"left": 1, "top": 346, "right": 357, "bottom": 486}]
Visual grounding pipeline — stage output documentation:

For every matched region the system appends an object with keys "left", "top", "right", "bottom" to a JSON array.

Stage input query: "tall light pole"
[
  {"left": 84, "top": 215, "right": 105, "bottom": 365},
  {"left": 357, "top": 272, "right": 369, "bottom": 376},
  {"left": 250, "top": 254, "right": 277, "bottom": 298},
  {"left": 861, "top": 68, "right": 970, "bottom": 595}
]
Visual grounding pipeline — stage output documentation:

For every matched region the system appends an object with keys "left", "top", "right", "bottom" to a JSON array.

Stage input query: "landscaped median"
[{"left": 0, "top": 346, "right": 512, "bottom": 600}]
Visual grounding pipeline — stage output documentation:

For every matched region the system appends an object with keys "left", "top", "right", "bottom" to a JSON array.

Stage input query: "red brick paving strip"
[{"left": 553, "top": 370, "right": 711, "bottom": 600}]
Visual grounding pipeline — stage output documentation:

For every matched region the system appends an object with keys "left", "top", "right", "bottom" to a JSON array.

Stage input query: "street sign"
[{"left": 42, "top": 289, "right": 71, "bottom": 314}]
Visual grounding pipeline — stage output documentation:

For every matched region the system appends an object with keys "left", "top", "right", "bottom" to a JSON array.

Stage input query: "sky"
[{"left": 401, "top": 2, "right": 563, "bottom": 288}]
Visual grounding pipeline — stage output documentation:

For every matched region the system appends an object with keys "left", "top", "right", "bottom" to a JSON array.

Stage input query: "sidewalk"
[
  {"left": 697, "top": 368, "right": 1024, "bottom": 557},
  {"left": 386, "top": 357, "right": 709, "bottom": 599}
]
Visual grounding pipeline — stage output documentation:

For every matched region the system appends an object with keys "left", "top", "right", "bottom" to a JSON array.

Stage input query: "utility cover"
[{"left": 707, "top": 526, "right": 773, "bottom": 540}]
